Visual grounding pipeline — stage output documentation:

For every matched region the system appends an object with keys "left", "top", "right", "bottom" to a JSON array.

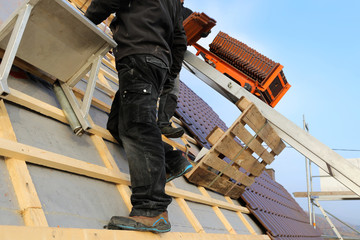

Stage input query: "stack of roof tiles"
[
  {"left": 183, "top": 12, "right": 216, "bottom": 46},
  {"left": 176, "top": 80, "right": 323, "bottom": 240},
  {"left": 209, "top": 31, "right": 279, "bottom": 85}
]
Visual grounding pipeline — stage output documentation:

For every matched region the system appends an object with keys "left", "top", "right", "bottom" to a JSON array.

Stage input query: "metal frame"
[
  {"left": 0, "top": 0, "right": 116, "bottom": 131},
  {"left": 183, "top": 50, "right": 360, "bottom": 197},
  {"left": 0, "top": 2, "right": 34, "bottom": 95},
  {"left": 313, "top": 199, "right": 343, "bottom": 240}
]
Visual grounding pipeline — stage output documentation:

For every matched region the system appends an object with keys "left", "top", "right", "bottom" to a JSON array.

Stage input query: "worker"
[
  {"left": 158, "top": 0, "right": 209, "bottom": 138},
  {"left": 85, "top": 0, "right": 188, "bottom": 233}
]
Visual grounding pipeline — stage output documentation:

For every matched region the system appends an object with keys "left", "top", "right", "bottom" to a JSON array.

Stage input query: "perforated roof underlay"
[{"left": 176, "top": 80, "right": 323, "bottom": 240}]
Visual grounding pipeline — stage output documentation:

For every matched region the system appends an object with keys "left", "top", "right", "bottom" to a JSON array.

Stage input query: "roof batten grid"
[{"left": 176, "top": 80, "right": 323, "bottom": 239}]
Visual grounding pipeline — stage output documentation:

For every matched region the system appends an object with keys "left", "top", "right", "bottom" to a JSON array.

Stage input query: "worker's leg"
[
  {"left": 158, "top": 74, "right": 184, "bottom": 138},
  {"left": 108, "top": 54, "right": 172, "bottom": 218},
  {"left": 163, "top": 141, "right": 193, "bottom": 182},
  {"left": 107, "top": 91, "right": 122, "bottom": 144}
]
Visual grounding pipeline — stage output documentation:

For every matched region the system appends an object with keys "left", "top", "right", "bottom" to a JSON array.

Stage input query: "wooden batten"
[{"left": 0, "top": 225, "right": 271, "bottom": 240}]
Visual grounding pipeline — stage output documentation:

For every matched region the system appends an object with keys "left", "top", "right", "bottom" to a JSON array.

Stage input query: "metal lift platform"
[{"left": 0, "top": 0, "right": 117, "bottom": 131}]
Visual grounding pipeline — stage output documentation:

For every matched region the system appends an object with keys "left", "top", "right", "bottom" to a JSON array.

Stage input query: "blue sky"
[{"left": 181, "top": 0, "right": 360, "bottom": 226}]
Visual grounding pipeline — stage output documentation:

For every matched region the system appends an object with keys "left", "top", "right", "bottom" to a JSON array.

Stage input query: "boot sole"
[
  {"left": 162, "top": 129, "right": 185, "bottom": 138},
  {"left": 107, "top": 223, "right": 171, "bottom": 233}
]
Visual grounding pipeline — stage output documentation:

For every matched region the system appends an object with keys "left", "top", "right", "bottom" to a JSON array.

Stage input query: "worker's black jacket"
[
  {"left": 85, "top": 0, "right": 187, "bottom": 77},
  {"left": 182, "top": 4, "right": 193, "bottom": 20}
]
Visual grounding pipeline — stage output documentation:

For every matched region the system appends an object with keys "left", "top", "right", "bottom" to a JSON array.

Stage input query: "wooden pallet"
[{"left": 185, "top": 97, "right": 286, "bottom": 199}]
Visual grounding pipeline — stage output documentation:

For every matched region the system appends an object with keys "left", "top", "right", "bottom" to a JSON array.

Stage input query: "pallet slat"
[{"left": 186, "top": 97, "right": 285, "bottom": 198}]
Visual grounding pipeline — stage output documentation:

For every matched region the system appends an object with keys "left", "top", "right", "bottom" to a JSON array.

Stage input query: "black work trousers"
[
  {"left": 107, "top": 54, "right": 172, "bottom": 217},
  {"left": 157, "top": 74, "right": 180, "bottom": 128}
]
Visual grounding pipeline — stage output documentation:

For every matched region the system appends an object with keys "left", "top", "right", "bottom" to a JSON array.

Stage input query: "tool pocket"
[
  {"left": 146, "top": 56, "right": 168, "bottom": 70},
  {"left": 121, "top": 82, "right": 155, "bottom": 127}
]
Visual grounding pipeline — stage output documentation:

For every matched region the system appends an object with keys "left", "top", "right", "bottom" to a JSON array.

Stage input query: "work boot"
[
  {"left": 161, "top": 125, "right": 185, "bottom": 138},
  {"left": 106, "top": 211, "right": 171, "bottom": 233},
  {"left": 166, "top": 152, "right": 193, "bottom": 183}
]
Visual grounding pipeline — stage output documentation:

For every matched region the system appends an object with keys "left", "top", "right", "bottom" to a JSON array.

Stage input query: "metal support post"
[
  {"left": 313, "top": 199, "right": 343, "bottom": 240},
  {"left": 60, "top": 46, "right": 108, "bottom": 132},
  {"left": 80, "top": 55, "right": 102, "bottom": 116},
  {"left": 303, "top": 115, "right": 313, "bottom": 226},
  {"left": 0, "top": 4, "right": 33, "bottom": 96}
]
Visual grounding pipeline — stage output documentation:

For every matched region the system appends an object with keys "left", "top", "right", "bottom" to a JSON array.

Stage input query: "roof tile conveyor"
[
  {"left": 176, "top": 80, "right": 323, "bottom": 240},
  {"left": 209, "top": 31, "right": 278, "bottom": 85},
  {"left": 197, "top": 31, "right": 291, "bottom": 107}
]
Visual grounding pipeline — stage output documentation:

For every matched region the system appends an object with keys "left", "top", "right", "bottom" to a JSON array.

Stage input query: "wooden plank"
[
  {"left": 236, "top": 96, "right": 252, "bottom": 112},
  {"left": 90, "top": 134, "right": 119, "bottom": 172},
  {"left": 162, "top": 135, "right": 187, "bottom": 152},
  {"left": 203, "top": 153, "right": 254, "bottom": 186},
  {"left": 166, "top": 185, "right": 249, "bottom": 213},
  {"left": 0, "top": 137, "right": 131, "bottom": 185},
  {"left": 106, "top": 52, "right": 116, "bottom": 67},
  {"left": 185, "top": 165, "right": 245, "bottom": 199},
  {"left": 206, "top": 126, "right": 224, "bottom": 145},
  {"left": 293, "top": 191, "right": 358, "bottom": 198},
  {"left": 169, "top": 182, "right": 204, "bottom": 233},
  {"left": 73, "top": 87, "right": 111, "bottom": 113},
  {"left": 99, "top": 68, "right": 119, "bottom": 85},
  {"left": 5, "top": 88, "right": 68, "bottom": 124},
  {"left": 232, "top": 123, "right": 274, "bottom": 164},
  {"left": 88, "top": 125, "right": 117, "bottom": 143},
  {"left": 102, "top": 58, "right": 117, "bottom": 72},
  {"left": 82, "top": 73, "right": 116, "bottom": 98},
  {"left": 0, "top": 100, "right": 48, "bottom": 227},
  {"left": 186, "top": 106, "right": 253, "bottom": 176},
  {"left": 0, "top": 225, "right": 271, "bottom": 240},
  {"left": 7, "top": 87, "right": 115, "bottom": 143},
  {"left": 205, "top": 127, "right": 265, "bottom": 176},
  {"left": 21, "top": 208, "right": 48, "bottom": 227},
  {"left": 116, "top": 184, "right": 132, "bottom": 213},
  {"left": 214, "top": 134, "right": 242, "bottom": 160},
  {"left": 198, "top": 187, "right": 236, "bottom": 234},
  {"left": 240, "top": 106, "right": 285, "bottom": 155},
  {"left": 88, "top": 122, "right": 133, "bottom": 214},
  {"left": 175, "top": 198, "right": 205, "bottom": 233},
  {"left": 225, "top": 197, "right": 257, "bottom": 235}
]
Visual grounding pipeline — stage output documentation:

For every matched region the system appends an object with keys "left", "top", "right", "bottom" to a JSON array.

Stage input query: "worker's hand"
[{"left": 201, "top": 30, "right": 211, "bottom": 38}]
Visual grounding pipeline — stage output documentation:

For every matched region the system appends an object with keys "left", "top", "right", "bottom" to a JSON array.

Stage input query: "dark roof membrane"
[{"left": 176, "top": 80, "right": 323, "bottom": 239}]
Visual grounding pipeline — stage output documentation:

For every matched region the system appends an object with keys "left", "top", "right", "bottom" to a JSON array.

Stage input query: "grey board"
[
  {"left": 89, "top": 105, "right": 108, "bottom": 130},
  {"left": 104, "top": 140, "right": 129, "bottom": 175},
  {"left": 75, "top": 78, "right": 113, "bottom": 109},
  {"left": 6, "top": 101, "right": 104, "bottom": 166},
  {"left": 167, "top": 199, "right": 196, "bottom": 233},
  {"left": 27, "top": 164, "right": 128, "bottom": 229},
  {"left": 0, "top": 157, "right": 24, "bottom": 226},
  {"left": 243, "top": 213, "right": 265, "bottom": 234},
  {"left": 187, "top": 201, "right": 228, "bottom": 234},
  {"left": 8, "top": 68, "right": 60, "bottom": 108},
  {"left": 172, "top": 174, "right": 202, "bottom": 195}
]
